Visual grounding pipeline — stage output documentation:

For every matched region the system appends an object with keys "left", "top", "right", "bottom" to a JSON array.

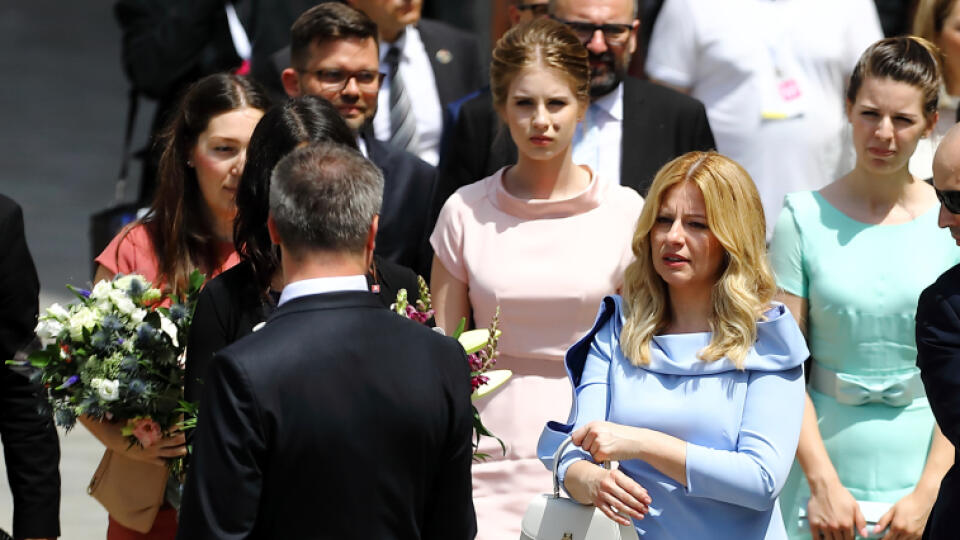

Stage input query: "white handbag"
[{"left": 519, "top": 437, "right": 641, "bottom": 540}]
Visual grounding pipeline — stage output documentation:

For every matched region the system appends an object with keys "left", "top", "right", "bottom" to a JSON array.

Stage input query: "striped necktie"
[{"left": 384, "top": 45, "right": 417, "bottom": 152}]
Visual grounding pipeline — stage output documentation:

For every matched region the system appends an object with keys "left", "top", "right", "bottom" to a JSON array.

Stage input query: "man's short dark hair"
[
  {"left": 269, "top": 142, "right": 384, "bottom": 256},
  {"left": 290, "top": 2, "right": 379, "bottom": 69}
]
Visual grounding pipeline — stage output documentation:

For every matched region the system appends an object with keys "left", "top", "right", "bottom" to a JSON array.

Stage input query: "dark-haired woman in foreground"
[
  {"left": 184, "top": 96, "right": 419, "bottom": 407},
  {"left": 87, "top": 72, "right": 270, "bottom": 539}
]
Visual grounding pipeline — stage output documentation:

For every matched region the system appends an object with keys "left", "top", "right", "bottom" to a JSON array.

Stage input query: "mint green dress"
[{"left": 769, "top": 191, "right": 960, "bottom": 539}]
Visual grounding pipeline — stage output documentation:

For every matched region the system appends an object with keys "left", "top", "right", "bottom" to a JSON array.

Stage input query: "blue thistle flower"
[
  {"left": 101, "top": 315, "right": 123, "bottom": 333},
  {"left": 127, "top": 379, "right": 147, "bottom": 396},
  {"left": 78, "top": 289, "right": 91, "bottom": 298},
  {"left": 135, "top": 324, "right": 157, "bottom": 348},
  {"left": 54, "top": 409, "right": 76, "bottom": 429},
  {"left": 168, "top": 304, "right": 188, "bottom": 323},
  {"left": 126, "top": 278, "right": 145, "bottom": 297},
  {"left": 120, "top": 355, "right": 139, "bottom": 372}
]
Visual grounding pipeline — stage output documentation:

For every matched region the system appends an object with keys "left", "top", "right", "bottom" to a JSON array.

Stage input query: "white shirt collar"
[
  {"left": 277, "top": 275, "right": 368, "bottom": 306},
  {"left": 591, "top": 82, "right": 624, "bottom": 121},
  {"left": 356, "top": 134, "right": 368, "bottom": 158},
  {"left": 379, "top": 25, "right": 409, "bottom": 61}
]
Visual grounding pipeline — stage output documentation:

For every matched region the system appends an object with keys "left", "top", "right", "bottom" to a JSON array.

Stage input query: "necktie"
[{"left": 384, "top": 46, "right": 417, "bottom": 152}]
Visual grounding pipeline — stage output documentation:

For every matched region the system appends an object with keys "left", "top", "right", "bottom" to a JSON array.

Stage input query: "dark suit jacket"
[
  {"left": 366, "top": 133, "right": 437, "bottom": 279},
  {"left": 416, "top": 19, "right": 485, "bottom": 110},
  {"left": 917, "top": 262, "right": 960, "bottom": 539},
  {"left": 0, "top": 195, "right": 60, "bottom": 538},
  {"left": 177, "top": 290, "right": 476, "bottom": 539},
  {"left": 433, "top": 77, "right": 716, "bottom": 221},
  {"left": 184, "top": 256, "right": 420, "bottom": 406}
]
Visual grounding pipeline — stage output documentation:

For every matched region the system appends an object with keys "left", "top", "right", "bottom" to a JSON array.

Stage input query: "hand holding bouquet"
[{"left": 9, "top": 271, "right": 203, "bottom": 474}]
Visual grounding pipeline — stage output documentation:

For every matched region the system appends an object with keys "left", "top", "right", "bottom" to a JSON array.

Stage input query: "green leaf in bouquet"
[
  {"left": 188, "top": 269, "right": 205, "bottom": 296},
  {"left": 65, "top": 284, "right": 92, "bottom": 303},
  {"left": 472, "top": 405, "right": 506, "bottom": 461},
  {"left": 451, "top": 317, "right": 466, "bottom": 340},
  {"left": 26, "top": 351, "right": 52, "bottom": 368}
]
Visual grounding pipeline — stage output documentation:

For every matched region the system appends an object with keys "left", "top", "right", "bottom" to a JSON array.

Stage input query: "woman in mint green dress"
[{"left": 771, "top": 37, "right": 960, "bottom": 540}]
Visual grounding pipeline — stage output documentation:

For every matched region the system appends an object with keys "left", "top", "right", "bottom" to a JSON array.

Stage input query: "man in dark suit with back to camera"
[
  {"left": 0, "top": 194, "right": 60, "bottom": 540},
  {"left": 177, "top": 143, "right": 476, "bottom": 539},
  {"left": 434, "top": 0, "right": 715, "bottom": 221},
  {"left": 917, "top": 124, "right": 960, "bottom": 539},
  {"left": 281, "top": 2, "right": 436, "bottom": 278}
]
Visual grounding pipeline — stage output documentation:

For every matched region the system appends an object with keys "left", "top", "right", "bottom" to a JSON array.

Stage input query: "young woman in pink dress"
[
  {"left": 85, "top": 73, "right": 269, "bottom": 539},
  {"left": 430, "top": 18, "right": 643, "bottom": 539}
]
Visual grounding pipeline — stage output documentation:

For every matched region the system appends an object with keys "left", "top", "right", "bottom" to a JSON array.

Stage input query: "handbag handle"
[{"left": 552, "top": 436, "right": 610, "bottom": 499}]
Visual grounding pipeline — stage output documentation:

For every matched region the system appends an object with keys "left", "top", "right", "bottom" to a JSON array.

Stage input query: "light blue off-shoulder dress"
[{"left": 546, "top": 296, "right": 809, "bottom": 539}]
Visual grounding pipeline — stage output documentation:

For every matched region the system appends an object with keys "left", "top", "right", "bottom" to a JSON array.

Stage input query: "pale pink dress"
[{"left": 431, "top": 167, "right": 642, "bottom": 539}]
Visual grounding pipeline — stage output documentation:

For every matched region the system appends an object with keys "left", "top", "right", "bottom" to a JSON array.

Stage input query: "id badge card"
[{"left": 761, "top": 64, "right": 807, "bottom": 120}]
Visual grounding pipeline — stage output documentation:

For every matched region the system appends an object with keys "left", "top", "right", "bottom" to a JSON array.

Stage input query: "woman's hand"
[
  {"left": 123, "top": 430, "right": 187, "bottom": 467},
  {"left": 806, "top": 475, "right": 866, "bottom": 540},
  {"left": 565, "top": 461, "right": 651, "bottom": 527},
  {"left": 79, "top": 415, "right": 186, "bottom": 467},
  {"left": 873, "top": 489, "right": 935, "bottom": 540},
  {"left": 572, "top": 420, "right": 644, "bottom": 463}
]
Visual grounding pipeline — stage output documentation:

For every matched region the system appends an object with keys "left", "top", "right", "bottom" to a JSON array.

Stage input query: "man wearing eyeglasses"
[
  {"left": 917, "top": 124, "right": 960, "bottom": 540},
  {"left": 433, "top": 0, "right": 715, "bottom": 224},
  {"left": 280, "top": 2, "right": 435, "bottom": 279}
]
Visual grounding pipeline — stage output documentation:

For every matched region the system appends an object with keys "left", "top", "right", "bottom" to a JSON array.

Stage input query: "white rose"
[
  {"left": 97, "top": 379, "right": 120, "bottom": 402},
  {"left": 108, "top": 289, "right": 137, "bottom": 315},
  {"left": 130, "top": 308, "right": 147, "bottom": 324},
  {"left": 159, "top": 314, "right": 179, "bottom": 347},
  {"left": 90, "top": 280, "right": 113, "bottom": 301},
  {"left": 114, "top": 274, "right": 142, "bottom": 291},
  {"left": 68, "top": 307, "right": 99, "bottom": 341},
  {"left": 46, "top": 303, "right": 70, "bottom": 321},
  {"left": 35, "top": 318, "right": 64, "bottom": 348}
]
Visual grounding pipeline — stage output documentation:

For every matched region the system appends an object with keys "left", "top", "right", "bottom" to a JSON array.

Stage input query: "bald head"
[
  {"left": 933, "top": 124, "right": 960, "bottom": 245},
  {"left": 934, "top": 124, "right": 960, "bottom": 192}
]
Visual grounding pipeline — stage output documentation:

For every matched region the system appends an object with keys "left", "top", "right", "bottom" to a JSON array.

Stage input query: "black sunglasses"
[{"left": 936, "top": 187, "right": 960, "bottom": 214}]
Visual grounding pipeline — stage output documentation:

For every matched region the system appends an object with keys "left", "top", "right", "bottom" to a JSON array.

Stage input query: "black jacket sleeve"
[
  {"left": 421, "top": 339, "right": 477, "bottom": 539},
  {"left": 177, "top": 353, "right": 265, "bottom": 538},
  {"left": 0, "top": 196, "right": 61, "bottom": 538},
  {"left": 917, "top": 282, "right": 960, "bottom": 447}
]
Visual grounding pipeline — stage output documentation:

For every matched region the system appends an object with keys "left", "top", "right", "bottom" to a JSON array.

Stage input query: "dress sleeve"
[
  {"left": 556, "top": 318, "right": 616, "bottom": 487},
  {"left": 94, "top": 224, "right": 153, "bottom": 279},
  {"left": 644, "top": 0, "right": 698, "bottom": 89},
  {"left": 429, "top": 195, "right": 468, "bottom": 283},
  {"left": 684, "top": 365, "right": 805, "bottom": 511},
  {"left": 768, "top": 198, "right": 807, "bottom": 298},
  {"left": 183, "top": 282, "right": 230, "bottom": 406}
]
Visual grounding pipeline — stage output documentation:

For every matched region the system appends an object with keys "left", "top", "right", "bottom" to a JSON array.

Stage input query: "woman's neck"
[
  {"left": 504, "top": 148, "right": 589, "bottom": 200},
  {"left": 841, "top": 164, "right": 917, "bottom": 212},
  {"left": 664, "top": 286, "right": 713, "bottom": 334}
]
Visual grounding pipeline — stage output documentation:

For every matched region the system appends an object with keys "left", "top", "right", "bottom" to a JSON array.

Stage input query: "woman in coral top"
[
  {"left": 86, "top": 72, "right": 270, "bottom": 539},
  {"left": 430, "top": 18, "right": 643, "bottom": 539}
]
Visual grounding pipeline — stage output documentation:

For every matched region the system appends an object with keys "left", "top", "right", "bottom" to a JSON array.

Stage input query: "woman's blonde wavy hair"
[{"left": 619, "top": 152, "right": 776, "bottom": 370}]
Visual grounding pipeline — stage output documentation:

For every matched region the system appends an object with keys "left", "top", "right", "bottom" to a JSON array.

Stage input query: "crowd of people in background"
[{"left": 6, "top": 0, "right": 960, "bottom": 539}]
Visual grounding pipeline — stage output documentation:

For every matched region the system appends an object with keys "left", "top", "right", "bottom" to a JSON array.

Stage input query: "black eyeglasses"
[
  {"left": 936, "top": 186, "right": 960, "bottom": 214},
  {"left": 551, "top": 16, "right": 634, "bottom": 45},
  {"left": 516, "top": 3, "right": 550, "bottom": 17},
  {"left": 299, "top": 68, "right": 384, "bottom": 91}
]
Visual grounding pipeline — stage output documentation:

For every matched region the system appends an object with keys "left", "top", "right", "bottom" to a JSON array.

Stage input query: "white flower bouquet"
[{"left": 9, "top": 272, "right": 203, "bottom": 468}]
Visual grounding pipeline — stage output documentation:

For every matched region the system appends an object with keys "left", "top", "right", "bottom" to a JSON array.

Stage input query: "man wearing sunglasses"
[
  {"left": 433, "top": 0, "right": 715, "bottom": 225},
  {"left": 281, "top": 2, "right": 436, "bottom": 279},
  {"left": 917, "top": 124, "right": 960, "bottom": 539}
]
